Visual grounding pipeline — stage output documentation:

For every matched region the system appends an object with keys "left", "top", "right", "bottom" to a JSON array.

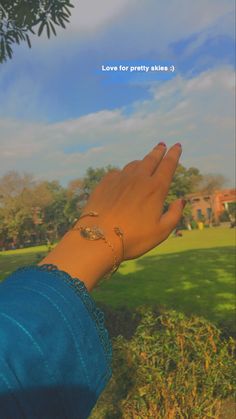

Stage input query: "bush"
[
  {"left": 91, "top": 307, "right": 236, "bottom": 419},
  {"left": 97, "top": 303, "right": 143, "bottom": 340}
]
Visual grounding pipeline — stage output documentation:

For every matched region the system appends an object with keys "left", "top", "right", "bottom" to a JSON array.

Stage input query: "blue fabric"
[{"left": 0, "top": 264, "right": 112, "bottom": 418}]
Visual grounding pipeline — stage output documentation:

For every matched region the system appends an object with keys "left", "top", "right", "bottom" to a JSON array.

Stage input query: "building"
[{"left": 187, "top": 189, "right": 236, "bottom": 223}]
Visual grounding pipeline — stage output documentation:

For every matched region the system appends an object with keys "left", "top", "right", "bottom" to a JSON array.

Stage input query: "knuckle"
[
  {"left": 145, "top": 154, "right": 156, "bottom": 164},
  {"left": 123, "top": 160, "right": 140, "bottom": 171},
  {"left": 165, "top": 154, "right": 176, "bottom": 164},
  {"left": 110, "top": 169, "right": 120, "bottom": 175}
]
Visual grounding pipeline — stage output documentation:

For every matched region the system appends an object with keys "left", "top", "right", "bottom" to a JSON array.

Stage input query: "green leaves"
[
  {"left": 37, "top": 20, "right": 45, "bottom": 37},
  {"left": 0, "top": 166, "right": 119, "bottom": 246},
  {"left": 91, "top": 307, "right": 236, "bottom": 419},
  {"left": 0, "top": 0, "right": 74, "bottom": 63}
]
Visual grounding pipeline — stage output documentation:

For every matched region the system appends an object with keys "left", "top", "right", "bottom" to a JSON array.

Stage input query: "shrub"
[
  {"left": 91, "top": 307, "right": 236, "bottom": 419},
  {"left": 97, "top": 303, "right": 143, "bottom": 340}
]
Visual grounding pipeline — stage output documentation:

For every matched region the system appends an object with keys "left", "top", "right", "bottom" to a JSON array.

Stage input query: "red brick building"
[{"left": 187, "top": 189, "right": 236, "bottom": 222}]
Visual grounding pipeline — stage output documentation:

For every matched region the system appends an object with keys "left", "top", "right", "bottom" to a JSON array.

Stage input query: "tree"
[
  {"left": 197, "top": 174, "right": 228, "bottom": 194},
  {"left": 0, "top": 164, "right": 228, "bottom": 246},
  {"left": 83, "top": 165, "right": 118, "bottom": 195},
  {"left": 68, "top": 165, "right": 119, "bottom": 213},
  {"left": 0, "top": 172, "right": 58, "bottom": 245},
  {"left": 0, "top": 0, "right": 74, "bottom": 63},
  {"left": 196, "top": 174, "right": 228, "bottom": 224},
  {"left": 163, "top": 165, "right": 203, "bottom": 228},
  {"left": 0, "top": 171, "right": 37, "bottom": 243},
  {"left": 0, "top": 170, "right": 35, "bottom": 199},
  {"left": 43, "top": 180, "right": 69, "bottom": 240},
  {"left": 166, "top": 165, "right": 202, "bottom": 202}
]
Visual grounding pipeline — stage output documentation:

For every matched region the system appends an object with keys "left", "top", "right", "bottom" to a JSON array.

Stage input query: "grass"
[
  {"left": 0, "top": 228, "right": 235, "bottom": 334},
  {"left": 0, "top": 245, "right": 52, "bottom": 281},
  {"left": 92, "top": 227, "right": 236, "bottom": 334}
]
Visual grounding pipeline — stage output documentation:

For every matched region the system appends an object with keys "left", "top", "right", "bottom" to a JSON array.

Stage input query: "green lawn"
[
  {"left": 0, "top": 245, "right": 52, "bottom": 281},
  {"left": 0, "top": 228, "right": 235, "bottom": 334},
  {"left": 93, "top": 227, "right": 236, "bottom": 334}
]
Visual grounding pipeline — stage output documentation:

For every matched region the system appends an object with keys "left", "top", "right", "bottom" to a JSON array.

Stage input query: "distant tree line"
[{"left": 0, "top": 164, "right": 227, "bottom": 249}]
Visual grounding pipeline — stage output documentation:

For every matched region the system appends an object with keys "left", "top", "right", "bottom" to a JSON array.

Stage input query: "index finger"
[{"left": 151, "top": 143, "right": 182, "bottom": 198}]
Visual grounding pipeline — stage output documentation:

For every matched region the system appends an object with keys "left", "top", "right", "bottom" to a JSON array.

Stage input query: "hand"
[
  {"left": 39, "top": 142, "right": 185, "bottom": 291},
  {"left": 81, "top": 142, "right": 185, "bottom": 262}
]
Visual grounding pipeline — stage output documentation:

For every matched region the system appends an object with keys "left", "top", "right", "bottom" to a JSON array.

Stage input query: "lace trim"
[{"left": 13, "top": 264, "right": 112, "bottom": 372}]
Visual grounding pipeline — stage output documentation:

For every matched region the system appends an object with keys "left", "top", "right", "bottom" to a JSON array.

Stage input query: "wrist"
[
  {"left": 75, "top": 215, "right": 124, "bottom": 263},
  {"left": 38, "top": 217, "right": 123, "bottom": 292}
]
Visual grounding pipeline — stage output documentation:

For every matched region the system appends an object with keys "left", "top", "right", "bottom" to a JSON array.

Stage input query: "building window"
[
  {"left": 197, "top": 209, "right": 202, "bottom": 220},
  {"left": 206, "top": 207, "right": 212, "bottom": 219},
  {"left": 192, "top": 198, "right": 200, "bottom": 203}
]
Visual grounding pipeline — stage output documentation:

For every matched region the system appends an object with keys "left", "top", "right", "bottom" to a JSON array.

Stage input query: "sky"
[{"left": 0, "top": 0, "right": 235, "bottom": 187}]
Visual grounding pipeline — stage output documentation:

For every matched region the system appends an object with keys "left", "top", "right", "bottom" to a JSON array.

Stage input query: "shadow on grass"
[
  {"left": 1, "top": 246, "right": 235, "bottom": 335},
  {"left": 94, "top": 246, "right": 235, "bottom": 335}
]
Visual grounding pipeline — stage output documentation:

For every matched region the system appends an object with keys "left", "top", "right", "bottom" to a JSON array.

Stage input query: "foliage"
[
  {"left": 0, "top": 166, "right": 118, "bottom": 246},
  {"left": 91, "top": 307, "right": 236, "bottom": 419},
  {"left": 83, "top": 166, "right": 109, "bottom": 195},
  {"left": 164, "top": 165, "right": 202, "bottom": 225},
  {"left": 0, "top": 0, "right": 74, "bottom": 63},
  {"left": 228, "top": 202, "right": 236, "bottom": 218},
  {"left": 67, "top": 165, "right": 119, "bottom": 211},
  {"left": 96, "top": 303, "right": 143, "bottom": 340},
  {"left": 167, "top": 165, "right": 202, "bottom": 201},
  {"left": 198, "top": 174, "right": 228, "bottom": 194},
  {"left": 42, "top": 180, "right": 69, "bottom": 240},
  {"left": 0, "top": 163, "right": 230, "bottom": 246},
  {"left": 219, "top": 210, "right": 230, "bottom": 223},
  {"left": 0, "top": 172, "right": 57, "bottom": 245},
  {"left": 1, "top": 175, "right": 52, "bottom": 244}
]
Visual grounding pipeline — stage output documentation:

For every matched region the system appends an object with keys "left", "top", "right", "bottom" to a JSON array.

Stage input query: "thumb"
[{"left": 159, "top": 199, "right": 186, "bottom": 238}]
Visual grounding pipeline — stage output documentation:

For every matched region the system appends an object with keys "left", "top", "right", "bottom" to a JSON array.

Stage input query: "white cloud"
[
  {"left": 68, "top": 0, "right": 133, "bottom": 33},
  {"left": 16, "top": 0, "right": 234, "bottom": 60},
  {"left": 70, "top": 0, "right": 234, "bottom": 38},
  {"left": 0, "top": 67, "right": 235, "bottom": 185},
  {"left": 109, "top": 0, "right": 234, "bottom": 54}
]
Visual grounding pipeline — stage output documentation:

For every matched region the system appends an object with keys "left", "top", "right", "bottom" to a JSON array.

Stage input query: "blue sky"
[{"left": 0, "top": 0, "right": 235, "bottom": 186}]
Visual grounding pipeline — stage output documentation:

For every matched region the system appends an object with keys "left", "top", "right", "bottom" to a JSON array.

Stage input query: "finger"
[
  {"left": 139, "top": 142, "right": 167, "bottom": 175},
  {"left": 158, "top": 199, "right": 186, "bottom": 239},
  {"left": 152, "top": 143, "right": 182, "bottom": 198},
  {"left": 122, "top": 160, "right": 140, "bottom": 174}
]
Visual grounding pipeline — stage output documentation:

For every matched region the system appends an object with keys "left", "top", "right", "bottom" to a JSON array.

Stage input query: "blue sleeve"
[{"left": 0, "top": 264, "right": 112, "bottom": 419}]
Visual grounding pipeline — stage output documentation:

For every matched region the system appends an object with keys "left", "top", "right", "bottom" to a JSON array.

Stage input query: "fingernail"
[
  {"left": 175, "top": 142, "right": 182, "bottom": 148},
  {"left": 181, "top": 199, "right": 187, "bottom": 208},
  {"left": 157, "top": 141, "right": 166, "bottom": 147}
]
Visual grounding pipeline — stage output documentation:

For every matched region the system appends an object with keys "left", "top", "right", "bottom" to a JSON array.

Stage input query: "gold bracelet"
[{"left": 70, "top": 211, "right": 124, "bottom": 279}]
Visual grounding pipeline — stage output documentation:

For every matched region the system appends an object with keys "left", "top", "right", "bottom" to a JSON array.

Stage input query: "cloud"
[
  {"left": 10, "top": 0, "right": 234, "bottom": 61},
  {"left": 1, "top": 0, "right": 234, "bottom": 128},
  {"left": 68, "top": 0, "right": 234, "bottom": 40},
  {"left": 68, "top": 0, "right": 133, "bottom": 34},
  {"left": 0, "top": 66, "right": 235, "bottom": 186}
]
